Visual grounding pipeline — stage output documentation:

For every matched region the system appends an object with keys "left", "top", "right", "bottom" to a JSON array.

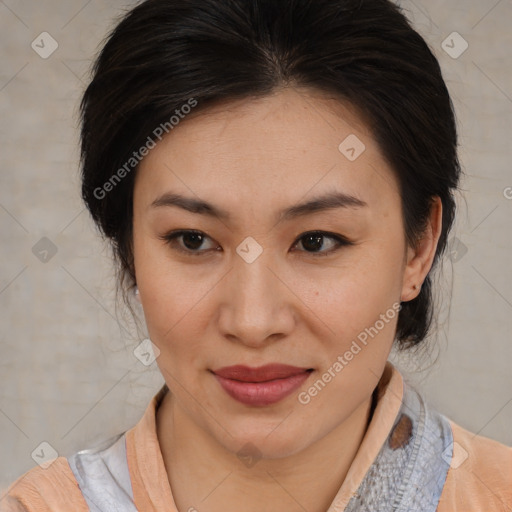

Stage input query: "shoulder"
[
  {"left": 1, "top": 431, "right": 135, "bottom": 512},
  {"left": 438, "top": 418, "right": 512, "bottom": 512},
  {"left": 0, "top": 457, "right": 89, "bottom": 512}
]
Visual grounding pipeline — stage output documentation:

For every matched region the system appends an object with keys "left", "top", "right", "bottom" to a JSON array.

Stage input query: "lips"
[
  {"left": 211, "top": 364, "right": 313, "bottom": 406},
  {"left": 213, "top": 364, "right": 312, "bottom": 382}
]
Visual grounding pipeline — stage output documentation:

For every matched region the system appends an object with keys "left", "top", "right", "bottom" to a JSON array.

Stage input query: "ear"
[{"left": 401, "top": 196, "right": 443, "bottom": 302}]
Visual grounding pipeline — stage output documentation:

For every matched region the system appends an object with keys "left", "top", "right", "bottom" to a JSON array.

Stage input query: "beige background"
[{"left": 1, "top": 0, "right": 511, "bottom": 487}]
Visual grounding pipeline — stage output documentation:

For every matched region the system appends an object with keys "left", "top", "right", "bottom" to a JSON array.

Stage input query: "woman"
[{"left": 2, "top": 0, "right": 511, "bottom": 510}]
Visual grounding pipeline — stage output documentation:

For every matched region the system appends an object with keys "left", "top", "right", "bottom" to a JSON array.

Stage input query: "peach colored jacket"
[{"left": 2, "top": 362, "right": 511, "bottom": 511}]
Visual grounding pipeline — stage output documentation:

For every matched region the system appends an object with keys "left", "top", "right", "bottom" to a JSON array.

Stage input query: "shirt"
[{"left": 1, "top": 361, "right": 511, "bottom": 511}]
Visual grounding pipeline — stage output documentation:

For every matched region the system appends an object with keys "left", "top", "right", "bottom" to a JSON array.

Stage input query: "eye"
[
  {"left": 291, "top": 231, "right": 353, "bottom": 257},
  {"left": 159, "top": 229, "right": 352, "bottom": 257},
  {"left": 159, "top": 230, "right": 219, "bottom": 256}
]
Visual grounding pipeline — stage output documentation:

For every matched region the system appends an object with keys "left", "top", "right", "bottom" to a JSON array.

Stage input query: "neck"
[{"left": 156, "top": 389, "right": 376, "bottom": 512}]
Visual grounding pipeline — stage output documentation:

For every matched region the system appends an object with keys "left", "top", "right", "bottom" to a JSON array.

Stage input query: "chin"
[{"left": 219, "top": 419, "right": 317, "bottom": 462}]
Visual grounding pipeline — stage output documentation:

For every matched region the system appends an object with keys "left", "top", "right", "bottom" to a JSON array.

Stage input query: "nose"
[{"left": 217, "top": 248, "right": 296, "bottom": 349}]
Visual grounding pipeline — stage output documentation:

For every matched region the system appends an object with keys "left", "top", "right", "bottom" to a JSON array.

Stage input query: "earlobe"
[
  {"left": 134, "top": 286, "right": 142, "bottom": 304},
  {"left": 400, "top": 280, "right": 421, "bottom": 303},
  {"left": 400, "top": 197, "right": 442, "bottom": 302}
]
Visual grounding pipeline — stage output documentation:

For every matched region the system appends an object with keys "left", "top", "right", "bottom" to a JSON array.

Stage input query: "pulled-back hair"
[{"left": 80, "top": 0, "right": 461, "bottom": 350}]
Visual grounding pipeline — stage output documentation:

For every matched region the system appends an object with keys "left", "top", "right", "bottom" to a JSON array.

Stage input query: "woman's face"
[{"left": 132, "top": 87, "right": 430, "bottom": 458}]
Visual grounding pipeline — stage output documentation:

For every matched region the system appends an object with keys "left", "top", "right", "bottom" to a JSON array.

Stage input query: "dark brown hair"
[{"left": 80, "top": 0, "right": 462, "bottom": 349}]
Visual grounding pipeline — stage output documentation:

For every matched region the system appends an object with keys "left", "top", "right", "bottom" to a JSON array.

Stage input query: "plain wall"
[{"left": 1, "top": 0, "right": 511, "bottom": 487}]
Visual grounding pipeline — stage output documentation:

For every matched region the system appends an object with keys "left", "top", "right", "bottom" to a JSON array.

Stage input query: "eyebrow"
[{"left": 150, "top": 190, "right": 368, "bottom": 222}]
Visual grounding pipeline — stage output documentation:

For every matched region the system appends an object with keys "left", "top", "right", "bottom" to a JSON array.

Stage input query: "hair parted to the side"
[{"left": 80, "top": 0, "right": 462, "bottom": 351}]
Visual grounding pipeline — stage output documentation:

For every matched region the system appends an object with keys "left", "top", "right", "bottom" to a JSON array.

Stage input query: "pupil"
[
  {"left": 303, "top": 234, "right": 323, "bottom": 252},
  {"left": 183, "top": 233, "right": 203, "bottom": 250}
]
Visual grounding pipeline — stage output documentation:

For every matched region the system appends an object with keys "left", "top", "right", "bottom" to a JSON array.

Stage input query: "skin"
[{"left": 132, "top": 86, "right": 442, "bottom": 512}]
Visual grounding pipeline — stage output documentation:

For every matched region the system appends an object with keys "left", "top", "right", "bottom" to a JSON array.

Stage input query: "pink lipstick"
[{"left": 212, "top": 364, "right": 313, "bottom": 406}]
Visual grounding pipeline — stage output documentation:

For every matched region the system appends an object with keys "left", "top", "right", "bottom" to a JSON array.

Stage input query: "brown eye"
[
  {"left": 292, "top": 231, "right": 352, "bottom": 257},
  {"left": 160, "top": 230, "right": 218, "bottom": 256},
  {"left": 180, "top": 232, "right": 206, "bottom": 251},
  {"left": 159, "top": 229, "right": 352, "bottom": 258}
]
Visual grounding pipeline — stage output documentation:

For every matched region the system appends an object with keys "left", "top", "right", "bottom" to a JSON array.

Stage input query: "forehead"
[{"left": 134, "top": 87, "right": 400, "bottom": 215}]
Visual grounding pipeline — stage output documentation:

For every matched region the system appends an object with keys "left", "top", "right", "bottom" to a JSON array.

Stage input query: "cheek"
[
  {"left": 133, "top": 234, "right": 184, "bottom": 340},
  {"left": 300, "top": 270, "right": 401, "bottom": 416},
  {"left": 304, "top": 242, "right": 404, "bottom": 376},
  {"left": 140, "top": 272, "right": 209, "bottom": 343},
  {"left": 141, "top": 280, "right": 207, "bottom": 382},
  {"left": 309, "top": 243, "right": 403, "bottom": 323},
  {"left": 134, "top": 245, "right": 220, "bottom": 370}
]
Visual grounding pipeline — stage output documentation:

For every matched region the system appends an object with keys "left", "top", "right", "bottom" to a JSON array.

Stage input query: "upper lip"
[{"left": 212, "top": 364, "right": 312, "bottom": 382}]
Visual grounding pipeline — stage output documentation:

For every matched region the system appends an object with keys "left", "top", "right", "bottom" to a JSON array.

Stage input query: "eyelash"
[{"left": 158, "top": 229, "right": 353, "bottom": 258}]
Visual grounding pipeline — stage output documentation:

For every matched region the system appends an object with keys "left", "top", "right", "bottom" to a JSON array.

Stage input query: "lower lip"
[{"left": 213, "top": 371, "right": 312, "bottom": 406}]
